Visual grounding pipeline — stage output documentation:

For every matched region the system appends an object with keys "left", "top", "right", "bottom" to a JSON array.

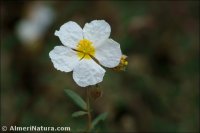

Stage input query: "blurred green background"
[{"left": 1, "top": 1, "right": 199, "bottom": 132}]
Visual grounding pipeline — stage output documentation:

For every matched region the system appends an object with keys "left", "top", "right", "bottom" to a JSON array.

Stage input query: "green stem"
[{"left": 86, "top": 87, "right": 92, "bottom": 132}]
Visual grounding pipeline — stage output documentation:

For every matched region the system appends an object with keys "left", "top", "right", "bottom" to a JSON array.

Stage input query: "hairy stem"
[{"left": 86, "top": 87, "right": 92, "bottom": 132}]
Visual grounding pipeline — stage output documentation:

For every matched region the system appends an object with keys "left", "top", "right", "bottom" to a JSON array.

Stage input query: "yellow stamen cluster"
[
  {"left": 76, "top": 39, "right": 95, "bottom": 60},
  {"left": 113, "top": 55, "right": 128, "bottom": 71}
]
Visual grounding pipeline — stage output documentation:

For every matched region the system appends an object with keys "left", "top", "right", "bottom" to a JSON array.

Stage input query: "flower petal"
[
  {"left": 49, "top": 46, "right": 79, "bottom": 72},
  {"left": 95, "top": 39, "right": 122, "bottom": 68},
  {"left": 83, "top": 20, "right": 111, "bottom": 47},
  {"left": 55, "top": 21, "right": 83, "bottom": 48},
  {"left": 73, "top": 59, "right": 106, "bottom": 87}
]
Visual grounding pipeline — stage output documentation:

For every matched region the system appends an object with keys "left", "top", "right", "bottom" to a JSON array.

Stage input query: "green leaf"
[
  {"left": 72, "top": 111, "right": 88, "bottom": 117},
  {"left": 92, "top": 112, "right": 108, "bottom": 129},
  {"left": 64, "top": 89, "right": 87, "bottom": 110}
]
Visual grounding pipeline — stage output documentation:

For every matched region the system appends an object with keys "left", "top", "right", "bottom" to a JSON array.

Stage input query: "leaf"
[
  {"left": 92, "top": 112, "right": 108, "bottom": 129},
  {"left": 72, "top": 111, "right": 88, "bottom": 117},
  {"left": 64, "top": 89, "right": 87, "bottom": 110}
]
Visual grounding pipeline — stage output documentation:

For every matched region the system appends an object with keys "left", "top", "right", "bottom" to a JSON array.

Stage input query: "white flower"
[
  {"left": 49, "top": 20, "right": 122, "bottom": 87},
  {"left": 16, "top": 3, "right": 55, "bottom": 45}
]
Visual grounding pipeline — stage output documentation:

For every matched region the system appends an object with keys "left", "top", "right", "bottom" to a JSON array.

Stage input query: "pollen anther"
[{"left": 76, "top": 39, "right": 95, "bottom": 60}]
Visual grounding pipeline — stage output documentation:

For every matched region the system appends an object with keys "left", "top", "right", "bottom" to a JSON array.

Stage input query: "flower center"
[{"left": 76, "top": 39, "right": 95, "bottom": 60}]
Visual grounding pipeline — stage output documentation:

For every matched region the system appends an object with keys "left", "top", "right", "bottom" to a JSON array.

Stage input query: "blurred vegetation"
[{"left": 1, "top": 1, "right": 199, "bottom": 132}]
